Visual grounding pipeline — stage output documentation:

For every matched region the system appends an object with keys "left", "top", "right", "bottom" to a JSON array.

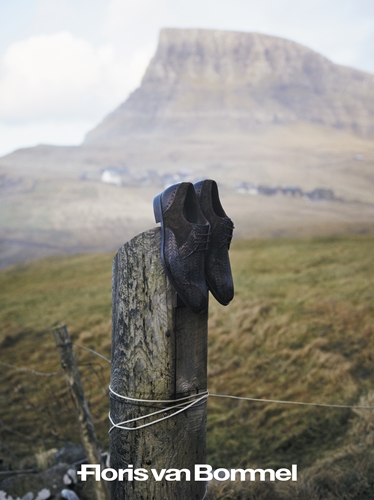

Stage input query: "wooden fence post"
[
  {"left": 110, "top": 227, "right": 208, "bottom": 499},
  {"left": 53, "top": 324, "right": 110, "bottom": 500}
]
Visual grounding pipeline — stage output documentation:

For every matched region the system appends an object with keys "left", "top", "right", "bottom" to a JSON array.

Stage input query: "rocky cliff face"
[{"left": 85, "top": 28, "right": 374, "bottom": 143}]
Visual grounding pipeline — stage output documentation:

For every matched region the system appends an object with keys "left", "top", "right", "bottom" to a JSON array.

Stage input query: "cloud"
[{"left": 0, "top": 31, "right": 151, "bottom": 124}]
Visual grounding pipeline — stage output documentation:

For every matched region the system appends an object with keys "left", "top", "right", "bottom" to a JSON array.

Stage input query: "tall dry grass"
[{"left": 0, "top": 235, "right": 373, "bottom": 497}]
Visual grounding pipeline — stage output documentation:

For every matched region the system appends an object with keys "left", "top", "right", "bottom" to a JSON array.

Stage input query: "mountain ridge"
[{"left": 84, "top": 28, "right": 374, "bottom": 143}]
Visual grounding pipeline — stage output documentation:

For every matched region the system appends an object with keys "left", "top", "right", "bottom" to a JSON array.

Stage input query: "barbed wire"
[
  {"left": 208, "top": 393, "right": 374, "bottom": 409},
  {"left": 3, "top": 343, "right": 374, "bottom": 421},
  {"left": 73, "top": 342, "right": 111, "bottom": 363},
  {"left": 76, "top": 344, "right": 374, "bottom": 411}
]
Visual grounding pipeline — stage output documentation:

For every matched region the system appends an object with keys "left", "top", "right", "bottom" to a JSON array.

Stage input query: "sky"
[{"left": 0, "top": 0, "right": 373, "bottom": 157}]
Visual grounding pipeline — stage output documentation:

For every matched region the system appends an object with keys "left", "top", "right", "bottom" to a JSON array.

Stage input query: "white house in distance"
[{"left": 101, "top": 168, "right": 122, "bottom": 186}]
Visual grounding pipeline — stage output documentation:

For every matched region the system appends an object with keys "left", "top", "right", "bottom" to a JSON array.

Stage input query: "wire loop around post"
[{"left": 108, "top": 386, "right": 209, "bottom": 432}]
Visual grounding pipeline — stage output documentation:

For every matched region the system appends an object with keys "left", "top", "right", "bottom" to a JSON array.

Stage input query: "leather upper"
[
  {"left": 194, "top": 179, "right": 234, "bottom": 306},
  {"left": 159, "top": 182, "right": 210, "bottom": 314}
]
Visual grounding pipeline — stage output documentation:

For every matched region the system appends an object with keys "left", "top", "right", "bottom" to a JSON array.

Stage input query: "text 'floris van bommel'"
[{"left": 78, "top": 464, "right": 298, "bottom": 482}]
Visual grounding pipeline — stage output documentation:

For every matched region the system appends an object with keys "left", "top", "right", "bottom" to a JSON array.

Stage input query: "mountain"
[
  {"left": 85, "top": 28, "right": 374, "bottom": 143},
  {"left": 1, "top": 28, "right": 374, "bottom": 269}
]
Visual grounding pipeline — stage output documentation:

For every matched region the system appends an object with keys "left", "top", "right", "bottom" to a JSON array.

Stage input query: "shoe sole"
[{"left": 153, "top": 192, "right": 207, "bottom": 315}]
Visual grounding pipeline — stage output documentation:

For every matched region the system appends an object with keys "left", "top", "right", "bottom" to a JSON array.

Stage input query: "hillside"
[
  {"left": 0, "top": 28, "right": 374, "bottom": 269},
  {"left": 1, "top": 235, "right": 374, "bottom": 499}
]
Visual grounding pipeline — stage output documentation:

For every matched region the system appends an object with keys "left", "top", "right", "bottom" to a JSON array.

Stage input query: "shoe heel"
[{"left": 153, "top": 193, "right": 162, "bottom": 223}]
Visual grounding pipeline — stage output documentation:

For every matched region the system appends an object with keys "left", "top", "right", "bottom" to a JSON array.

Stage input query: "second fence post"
[
  {"left": 52, "top": 324, "right": 110, "bottom": 500},
  {"left": 110, "top": 227, "right": 208, "bottom": 499}
]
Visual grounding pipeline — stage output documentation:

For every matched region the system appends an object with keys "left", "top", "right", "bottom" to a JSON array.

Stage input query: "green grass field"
[{"left": 1, "top": 235, "right": 374, "bottom": 498}]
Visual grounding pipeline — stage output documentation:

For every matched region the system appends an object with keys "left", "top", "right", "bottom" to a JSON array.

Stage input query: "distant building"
[
  {"left": 101, "top": 169, "right": 122, "bottom": 186},
  {"left": 258, "top": 185, "right": 279, "bottom": 196},
  {"left": 234, "top": 181, "right": 335, "bottom": 202},
  {"left": 79, "top": 171, "right": 101, "bottom": 181},
  {"left": 281, "top": 186, "right": 303, "bottom": 197},
  {"left": 235, "top": 182, "right": 258, "bottom": 194},
  {"left": 306, "top": 188, "right": 335, "bottom": 201}
]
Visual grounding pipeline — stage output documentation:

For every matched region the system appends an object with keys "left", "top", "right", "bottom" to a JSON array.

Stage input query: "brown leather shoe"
[
  {"left": 194, "top": 179, "right": 234, "bottom": 306},
  {"left": 153, "top": 182, "right": 210, "bottom": 314}
]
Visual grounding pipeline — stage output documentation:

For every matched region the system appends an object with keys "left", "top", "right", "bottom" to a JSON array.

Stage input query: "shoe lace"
[
  {"left": 219, "top": 218, "right": 234, "bottom": 248},
  {"left": 180, "top": 226, "right": 211, "bottom": 259},
  {"left": 195, "top": 228, "right": 211, "bottom": 252}
]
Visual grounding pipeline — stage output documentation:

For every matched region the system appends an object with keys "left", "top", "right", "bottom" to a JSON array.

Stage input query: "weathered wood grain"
[{"left": 110, "top": 227, "right": 207, "bottom": 499}]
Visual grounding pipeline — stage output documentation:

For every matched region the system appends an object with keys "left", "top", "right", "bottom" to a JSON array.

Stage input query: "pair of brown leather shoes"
[{"left": 153, "top": 180, "right": 234, "bottom": 314}]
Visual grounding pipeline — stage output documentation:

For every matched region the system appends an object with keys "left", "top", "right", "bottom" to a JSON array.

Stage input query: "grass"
[
  {"left": 0, "top": 235, "right": 374, "bottom": 497},
  {"left": 0, "top": 253, "right": 114, "bottom": 465},
  {"left": 208, "top": 237, "right": 374, "bottom": 470}
]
